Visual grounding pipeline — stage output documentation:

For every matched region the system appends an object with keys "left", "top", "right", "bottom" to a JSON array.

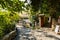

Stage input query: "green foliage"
[
  {"left": 0, "top": 0, "right": 26, "bottom": 12},
  {"left": 0, "top": 0, "right": 29, "bottom": 39},
  {"left": 31, "top": 0, "right": 60, "bottom": 18},
  {"left": 31, "top": 0, "right": 41, "bottom": 12},
  {"left": 0, "top": 26, "right": 4, "bottom": 39},
  {"left": 41, "top": 0, "right": 49, "bottom": 14},
  {"left": 0, "top": 10, "right": 19, "bottom": 39}
]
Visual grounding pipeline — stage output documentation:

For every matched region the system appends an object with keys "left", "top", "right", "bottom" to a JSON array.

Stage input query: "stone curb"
[{"left": 2, "top": 30, "right": 16, "bottom": 40}]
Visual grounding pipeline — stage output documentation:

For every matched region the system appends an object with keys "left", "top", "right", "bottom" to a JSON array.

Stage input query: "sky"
[{"left": 20, "top": 0, "right": 31, "bottom": 4}]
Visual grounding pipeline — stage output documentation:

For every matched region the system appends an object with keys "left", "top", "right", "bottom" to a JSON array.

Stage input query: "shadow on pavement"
[{"left": 46, "top": 35, "right": 60, "bottom": 40}]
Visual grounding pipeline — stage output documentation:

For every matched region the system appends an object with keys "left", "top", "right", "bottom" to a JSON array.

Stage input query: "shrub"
[{"left": 0, "top": 10, "right": 19, "bottom": 39}]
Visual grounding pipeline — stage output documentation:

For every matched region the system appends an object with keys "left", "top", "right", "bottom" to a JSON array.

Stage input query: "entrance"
[{"left": 41, "top": 16, "right": 44, "bottom": 27}]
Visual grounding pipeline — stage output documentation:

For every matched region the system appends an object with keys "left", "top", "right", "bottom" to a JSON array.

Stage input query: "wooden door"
[{"left": 41, "top": 16, "right": 44, "bottom": 27}]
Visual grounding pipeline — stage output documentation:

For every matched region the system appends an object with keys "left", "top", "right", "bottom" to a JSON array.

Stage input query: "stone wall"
[{"left": 2, "top": 30, "right": 16, "bottom": 40}]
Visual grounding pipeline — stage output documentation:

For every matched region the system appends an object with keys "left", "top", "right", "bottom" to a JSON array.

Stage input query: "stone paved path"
[
  {"left": 14, "top": 19, "right": 60, "bottom": 40},
  {"left": 14, "top": 25, "right": 60, "bottom": 40}
]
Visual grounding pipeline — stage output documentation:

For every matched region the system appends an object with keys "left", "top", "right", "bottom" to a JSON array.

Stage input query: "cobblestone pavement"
[
  {"left": 15, "top": 19, "right": 60, "bottom": 40},
  {"left": 32, "top": 28, "right": 60, "bottom": 40},
  {"left": 14, "top": 26, "right": 60, "bottom": 40}
]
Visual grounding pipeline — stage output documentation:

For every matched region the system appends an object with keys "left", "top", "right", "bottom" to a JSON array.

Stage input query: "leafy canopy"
[{"left": 0, "top": 0, "right": 26, "bottom": 12}]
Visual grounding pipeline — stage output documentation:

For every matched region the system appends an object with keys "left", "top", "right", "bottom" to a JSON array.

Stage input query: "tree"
[
  {"left": 31, "top": 0, "right": 60, "bottom": 17},
  {"left": 0, "top": 0, "right": 26, "bottom": 39},
  {"left": 0, "top": 0, "right": 26, "bottom": 12},
  {"left": 30, "top": 0, "right": 60, "bottom": 27},
  {"left": 0, "top": 10, "right": 19, "bottom": 39}
]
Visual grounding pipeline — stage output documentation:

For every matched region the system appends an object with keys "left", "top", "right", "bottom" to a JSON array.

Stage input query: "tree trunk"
[{"left": 51, "top": 18, "right": 56, "bottom": 31}]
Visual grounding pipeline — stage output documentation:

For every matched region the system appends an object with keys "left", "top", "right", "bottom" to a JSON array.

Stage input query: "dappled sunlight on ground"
[{"left": 14, "top": 27, "right": 60, "bottom": 40}]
